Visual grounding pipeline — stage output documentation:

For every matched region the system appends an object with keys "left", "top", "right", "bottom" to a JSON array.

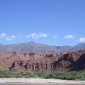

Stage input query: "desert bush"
[{"left": 0, "top": 70, "right": 85, "bottom": 80}]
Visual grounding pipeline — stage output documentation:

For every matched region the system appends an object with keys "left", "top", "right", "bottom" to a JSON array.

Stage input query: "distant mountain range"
[{"left": 0, "top": 42, "right": 85, "bottom": 53}]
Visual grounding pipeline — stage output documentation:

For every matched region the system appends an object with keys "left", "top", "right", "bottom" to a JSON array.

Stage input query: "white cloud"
[
  {"left": 0, "top": 33, "right": 48, "bottom": 41},
  {"left": 0, "top": 33, "right": 17, "bottom": 41},
  {"left": 65, "top": 34, "right": 74, "bottom": 39},
  {"left": 26, "top": 33, "right": 47, "bottom": 39},
  {"left": 5, "top": 35, "right": 17, "bottom": 41},
  {"left": 0, "top": 33, "right": 7, "bottom": 38},
  {"left": 11, "top": 35, "right": 16, "bottom": 39},
  {"left": 5, "top": 37, "right": 13, "bottom": 41},
  {"left": 79, "top": 37, "right": 85, "bottom": 43}
]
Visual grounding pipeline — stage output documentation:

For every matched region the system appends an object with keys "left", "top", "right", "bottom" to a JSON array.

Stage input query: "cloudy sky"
[{"left": 0, "top": 0, "right": 85, "bottom": 45}]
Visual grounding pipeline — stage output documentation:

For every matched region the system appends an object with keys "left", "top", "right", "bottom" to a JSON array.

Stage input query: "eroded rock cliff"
[{"left": 0, "top": 50, "right": 85, "bottom": 71}]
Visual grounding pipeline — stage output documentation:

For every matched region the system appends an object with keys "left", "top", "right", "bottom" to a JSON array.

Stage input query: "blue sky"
[{"left": 0, "top": 0, "right": 85, "bottom": 45}]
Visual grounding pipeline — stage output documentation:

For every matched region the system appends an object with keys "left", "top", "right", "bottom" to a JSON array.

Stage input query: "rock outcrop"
[{"left": 0, "top": 50, "right": 85, "bottom": 71}]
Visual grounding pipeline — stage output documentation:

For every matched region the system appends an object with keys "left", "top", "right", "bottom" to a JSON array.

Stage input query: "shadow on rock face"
[
  {"left": 68, "top": 53, "right": 85, "bottom": 71},
  {"left": 52, "top": 53, "right": 74, "bottom": 71}
]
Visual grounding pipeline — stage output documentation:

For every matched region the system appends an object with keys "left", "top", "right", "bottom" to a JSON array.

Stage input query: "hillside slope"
[{"left": 0, "top": 42, "right": 85, "bottom": 53}]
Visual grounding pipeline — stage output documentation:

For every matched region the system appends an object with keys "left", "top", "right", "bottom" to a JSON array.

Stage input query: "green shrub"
[{"left": 0, "top": 70, "right": 85, "bottom": 80}]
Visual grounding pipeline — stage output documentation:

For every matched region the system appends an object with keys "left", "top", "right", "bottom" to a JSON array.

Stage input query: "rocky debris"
[{"left": 0, "top": 50, "right": 85, "bottom": 71}]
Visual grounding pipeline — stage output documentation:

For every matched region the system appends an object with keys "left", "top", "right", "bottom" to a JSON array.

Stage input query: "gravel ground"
[{"left": 0, "top": 78, "right": 85, "bottom": 85}]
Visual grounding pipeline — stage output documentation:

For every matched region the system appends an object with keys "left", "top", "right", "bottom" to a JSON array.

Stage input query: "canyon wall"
[{"left": 0, "top": 50, "right": 85, "bottom": 71}]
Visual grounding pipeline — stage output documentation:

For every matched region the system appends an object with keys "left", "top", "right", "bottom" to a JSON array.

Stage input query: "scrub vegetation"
[{"left": 0, "top": 70, "right": 85, "bottom": 80}]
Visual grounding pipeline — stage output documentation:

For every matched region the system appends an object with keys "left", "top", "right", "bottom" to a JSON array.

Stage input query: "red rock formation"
[{"left": 0, "top": 50, "right": 85, "bottom": 71}]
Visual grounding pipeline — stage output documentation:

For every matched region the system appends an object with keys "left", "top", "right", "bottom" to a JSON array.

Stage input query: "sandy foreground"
[{"left": 0, "top": 78, "right": 85, "bottom": 85}]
